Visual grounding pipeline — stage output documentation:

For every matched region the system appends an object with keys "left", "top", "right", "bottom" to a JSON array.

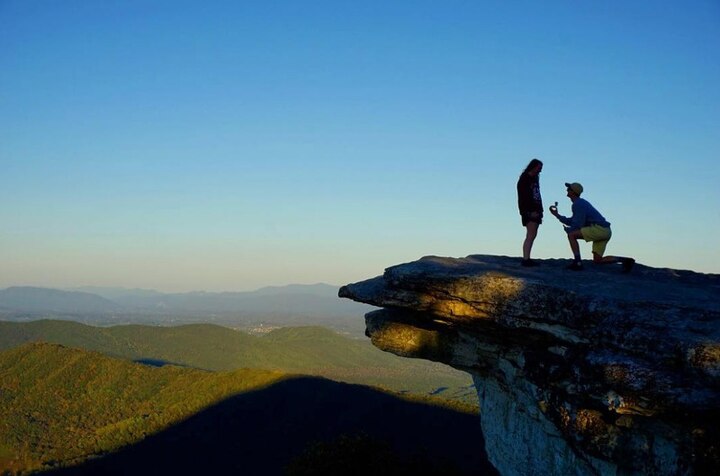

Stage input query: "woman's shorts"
[
  {"left": 521, "top": 212, "right": 543, "bottom": 226},
  {"left": 581, "top": 224, "right": 612, "bottom": 256}
]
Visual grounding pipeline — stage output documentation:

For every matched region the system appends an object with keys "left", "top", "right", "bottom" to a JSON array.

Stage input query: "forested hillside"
[
  {"left": 0, "top": 343, "right": 285, "bottom": 474},
  {"left": 0, "top": 344, "right": 490, "bottom": 475},
  {"left": 0, "top": 320, "right": 474, "bottom": 401}
]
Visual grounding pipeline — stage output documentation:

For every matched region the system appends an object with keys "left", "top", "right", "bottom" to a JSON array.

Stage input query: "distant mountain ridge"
[
  {"left": 0, "top": 287, "right": 123, "bottom": 314},
  {"left": 68, "top": 283, "right": 340, "bottom": 300},
  {"left": 68, "top": 286, "right": 165, "bottom": 300},
  {"left": 0, "top": 284, "right": 374, "bottom": 334}
]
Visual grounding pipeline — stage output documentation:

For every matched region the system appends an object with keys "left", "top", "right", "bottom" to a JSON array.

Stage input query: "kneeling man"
[{"left": 549, "top": 182, "right": 635, "bottom": 272}]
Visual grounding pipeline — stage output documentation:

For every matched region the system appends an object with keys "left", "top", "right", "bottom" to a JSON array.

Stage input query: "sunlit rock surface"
[{"left": 339, "top": 255, "right": 720, "bottom": 475}]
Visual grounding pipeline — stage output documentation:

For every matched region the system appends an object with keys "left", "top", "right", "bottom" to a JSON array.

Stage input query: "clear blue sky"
[{"left": 1, "top": 0, "right": 719, "bottom": 292}]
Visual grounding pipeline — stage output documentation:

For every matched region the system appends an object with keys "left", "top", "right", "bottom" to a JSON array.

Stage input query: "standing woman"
[{"left": 517, "top": 159, "right": 543, "bottom": 266}]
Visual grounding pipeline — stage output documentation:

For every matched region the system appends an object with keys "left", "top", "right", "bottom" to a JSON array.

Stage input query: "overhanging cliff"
[{"left": 339, "top": 255, "right": 720, "bottom": 475}]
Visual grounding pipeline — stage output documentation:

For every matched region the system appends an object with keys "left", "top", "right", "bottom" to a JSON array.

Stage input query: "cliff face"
[{"left": 339, "top": 255, "right": 720, "bottom": 475}]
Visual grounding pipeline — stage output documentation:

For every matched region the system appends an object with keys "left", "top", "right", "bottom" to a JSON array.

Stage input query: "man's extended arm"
[{"left": 552, "top": 202, "right": 586, "bottom": 232}]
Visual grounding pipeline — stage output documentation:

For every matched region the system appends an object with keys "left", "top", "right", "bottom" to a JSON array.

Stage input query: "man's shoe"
[
  {"left": 620, "top": 258, "right": 635, "bottom": 273},
  {"left": 521, "top": 259, "right": 539, "bottom": 267},
  {"left": 566, "top": 261, "right": 583, "bottom": 271}
]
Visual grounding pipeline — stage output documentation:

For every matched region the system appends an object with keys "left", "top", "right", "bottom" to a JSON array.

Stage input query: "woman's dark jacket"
[{"left": 517, "top": 173, "right": 543, "bottom": 215}]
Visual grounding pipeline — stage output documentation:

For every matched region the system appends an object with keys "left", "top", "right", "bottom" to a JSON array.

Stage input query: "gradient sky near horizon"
[{"left": 1, "top": 0, "right": 719, "bottom": 292}]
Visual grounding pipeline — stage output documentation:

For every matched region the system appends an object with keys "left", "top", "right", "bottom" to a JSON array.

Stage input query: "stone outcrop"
[{"left": 339, "top": 255, "right": 720, "bottom": 475}]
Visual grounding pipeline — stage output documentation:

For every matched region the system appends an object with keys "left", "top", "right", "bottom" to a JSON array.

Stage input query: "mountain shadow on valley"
[
  {"left": 132, "top": 358, "right": 175, "bottom": 368},
  {"left": 43, "top": 376, "right": 496, "bottom": 476}
]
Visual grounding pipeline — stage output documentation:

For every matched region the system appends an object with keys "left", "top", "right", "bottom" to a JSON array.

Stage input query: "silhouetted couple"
[{"left": 516, "top": 159, "right": 635, "bottom": 272}]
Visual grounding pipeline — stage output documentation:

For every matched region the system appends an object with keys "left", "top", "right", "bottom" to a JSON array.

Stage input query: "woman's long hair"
[{"left": 521, "top": 158, "right": 543, "bottom": 177}]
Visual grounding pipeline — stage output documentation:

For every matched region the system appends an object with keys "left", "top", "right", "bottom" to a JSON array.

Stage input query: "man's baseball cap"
[{"left": 565, "top": 182, "right": 583, "bottom": 195}]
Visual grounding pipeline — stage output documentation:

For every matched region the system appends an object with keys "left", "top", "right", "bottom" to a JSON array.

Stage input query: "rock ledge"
[{"left": 339, "top": 255, "right": 720, "bottom": 475}]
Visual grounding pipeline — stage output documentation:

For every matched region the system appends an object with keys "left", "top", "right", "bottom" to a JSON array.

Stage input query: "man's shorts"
[{"left": 580, "top": 224, "right": 612, "bottom": 256}]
